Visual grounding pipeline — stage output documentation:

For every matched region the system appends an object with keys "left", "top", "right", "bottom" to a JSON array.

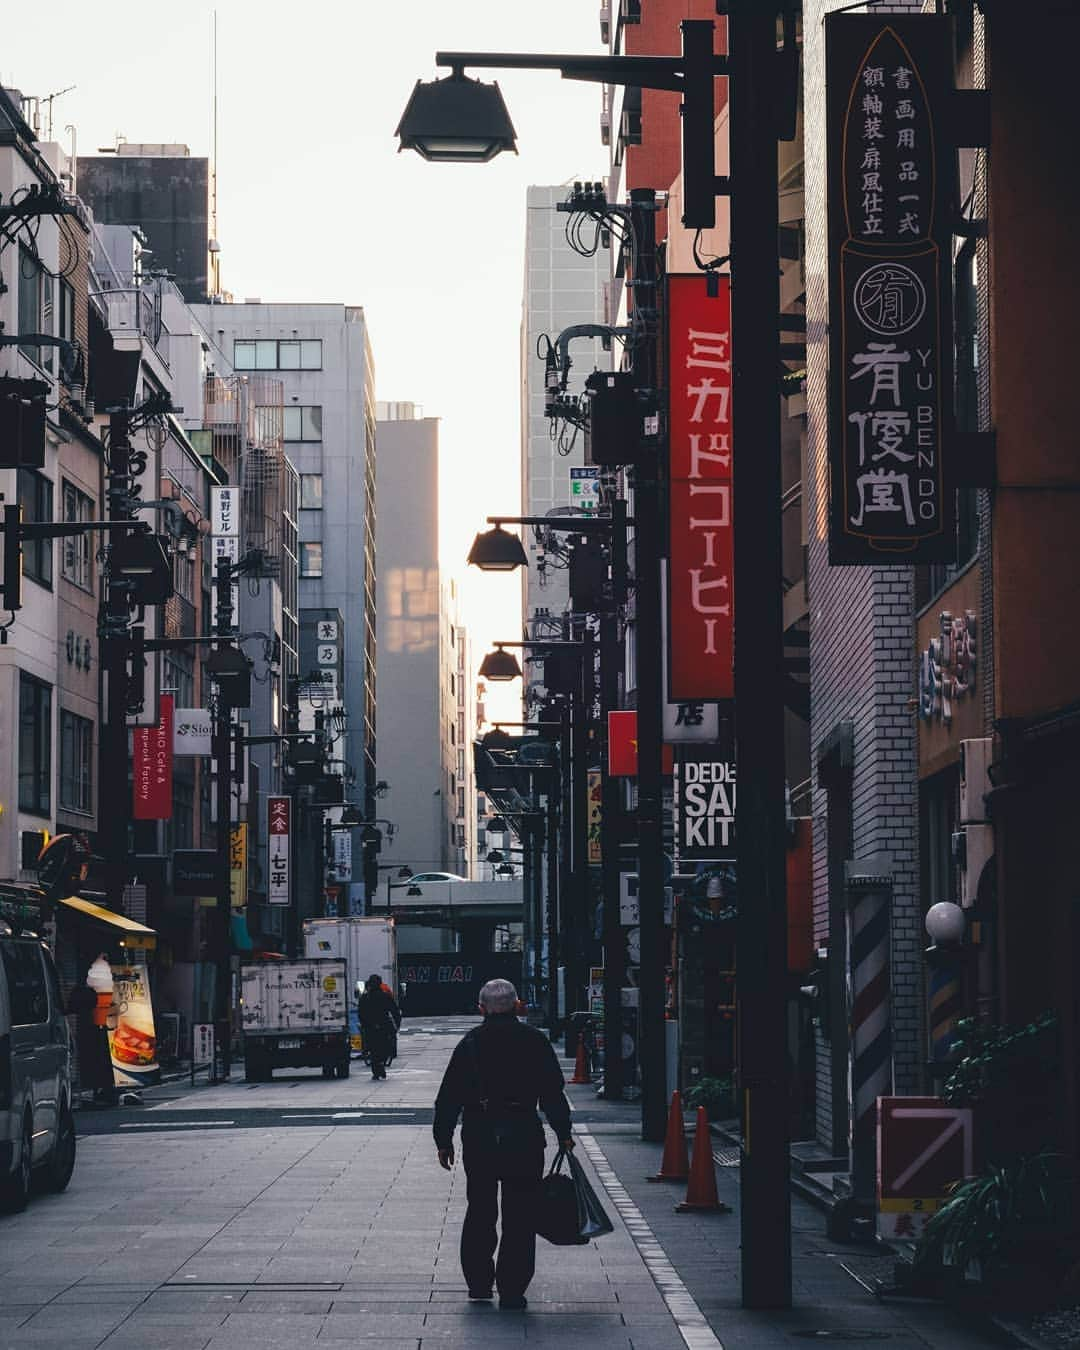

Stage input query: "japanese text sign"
[
  {"left": 230, "top": 824, "right": 248, "bottom": 909},
  {"left": 267, "top": 795, "right": 291, "bottom": 906},
  {"left": 667, "top": 274, "right": 733, "bottom": 699},
  {"left": 826, "top": 16, "right": 955, "bottom": 563},
  {"left": 211, "top": 485, "right": 240, "bottom": 538},
  {"left": 133, "top": 694, "right": 173, "bottom": 820},
  {"left": 877, "top": 1096, "right": 973, "bottom": 1240}
]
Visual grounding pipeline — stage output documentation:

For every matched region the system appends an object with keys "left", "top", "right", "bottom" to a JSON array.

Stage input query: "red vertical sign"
[
  {"left": 668, "top": 275, "right": 734, "bottom": 700},
  {"left": 133, "top": 693, "right": 174, "bottom": 820}
]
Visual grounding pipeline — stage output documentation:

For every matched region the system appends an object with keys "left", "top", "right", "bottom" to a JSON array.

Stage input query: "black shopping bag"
[
  {"left": 535, "top": 1147, "right": 614, "bottom": 1245},
  {"left": 568, "top": 1150, "right": 614, "bottom": 1240}
]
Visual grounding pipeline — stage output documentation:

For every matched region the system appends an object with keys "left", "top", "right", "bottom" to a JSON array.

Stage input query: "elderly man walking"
[{"left": 434, "top": 979, "right": 573, "bottom": 1310}]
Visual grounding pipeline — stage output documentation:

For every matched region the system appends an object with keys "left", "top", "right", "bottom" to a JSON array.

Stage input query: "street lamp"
[
  {"left": 395, "top": 71, "right": 518, "bottom": 162},
  {"left": 478, "top": 646, "right": 523, "bottom": 682},
  {"left": 467, "top": 524, "right": 529, "bottom": 571},
  {"left": 403, "top": 9, "right": 795, "bottom": 1304}
]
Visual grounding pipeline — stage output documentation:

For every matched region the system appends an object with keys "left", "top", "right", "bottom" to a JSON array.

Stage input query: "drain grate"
[{"left": 712, "top": 1147, "right": 741, "bottom": 1166}]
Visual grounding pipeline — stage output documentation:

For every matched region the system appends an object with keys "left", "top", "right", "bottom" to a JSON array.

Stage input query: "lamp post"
[
  {"left": 479, "top": 639, "right": 590, "bottom": 1040},
  {"left": 402, "top": 3, "right": 795, "bottom": 1302},
  {"left": 470, "top": 508, "right": 627, "bottom": 1097}
]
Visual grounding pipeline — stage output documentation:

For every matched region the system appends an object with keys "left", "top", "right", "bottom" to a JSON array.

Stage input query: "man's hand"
[
  {"left": 560, "top": 1137, "right": 575, "bottom": 1151},
  {"left": 438, "top": 1147, "right": 455, "bottom": 1170}
]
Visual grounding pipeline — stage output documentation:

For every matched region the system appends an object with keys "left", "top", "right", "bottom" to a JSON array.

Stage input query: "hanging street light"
[
  {"left": 395, "top": 71, "right": 518, "bottom": 163},
  {"left": 478, "top": 646, "right": 523, "bottom": 682},
  {"left": 467, "top": 524, "right": 529, "bottom": 571}
]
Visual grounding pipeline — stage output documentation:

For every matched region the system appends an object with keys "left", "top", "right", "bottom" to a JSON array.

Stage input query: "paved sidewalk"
[{"left": 0, "top": 1017, "right": 1006, "bottom": 1348}]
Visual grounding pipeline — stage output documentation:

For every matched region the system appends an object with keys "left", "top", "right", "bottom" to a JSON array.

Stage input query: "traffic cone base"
[
  {"left": 570, "top": 1032, "right": 591, "bottom": 1085},
  {"left": 675, "top": 1106, "right": 730, "bottom": 1214},
  {"left": 648, "top": 1090, "right": 690, "bottom": 1182}
]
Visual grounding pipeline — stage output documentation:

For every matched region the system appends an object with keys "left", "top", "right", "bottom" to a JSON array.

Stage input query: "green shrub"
[{"left": 684, "top": 1075, "right": 736, "bottom": 1120}]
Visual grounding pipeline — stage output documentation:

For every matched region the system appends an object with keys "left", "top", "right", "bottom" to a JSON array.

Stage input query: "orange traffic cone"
[
  {"left": 570, "top": 1033, "right": 592, "bottom": 1085},
  {"left": 675, "top": 1107, "right": 730, "bottom": 1213},
  {"left": 648, "top": 1091, "right": 690, "bottom": 1182}
]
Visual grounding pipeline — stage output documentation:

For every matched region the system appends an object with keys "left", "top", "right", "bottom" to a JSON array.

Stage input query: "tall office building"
[
  {"left": 375, "top": 404, "right": 475, "bottom": 905},
  {"left": 520, "top": 185, "right": 608, "bottom": 629},
  {"left": 193, "top": 302, "right": 378, "bottom": 896}
]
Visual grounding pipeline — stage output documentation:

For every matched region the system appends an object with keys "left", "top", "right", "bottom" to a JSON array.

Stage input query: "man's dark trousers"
[{"left": 461, "top": 1120, "right": 544, "bottom": 1298}]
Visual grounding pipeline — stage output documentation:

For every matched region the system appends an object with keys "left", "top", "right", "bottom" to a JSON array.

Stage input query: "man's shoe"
[
  {"left": 499, "top": 1295, "right": 527, "bottom": 1311},
  {"left": 467, "top": 1288, "right": 493, "bottom": 1301}
]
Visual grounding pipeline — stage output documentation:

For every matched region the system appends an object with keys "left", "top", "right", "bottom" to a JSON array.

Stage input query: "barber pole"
[
  {"left": 848, "top": 884, "right": 892, "bottom": 1197},
  {"left": 928, "top": 959, "right": 962, "bottom": 1061}
]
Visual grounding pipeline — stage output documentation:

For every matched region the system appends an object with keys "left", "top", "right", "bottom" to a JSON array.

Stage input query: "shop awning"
[{"left": 57, "top": 897, "right": 157, "bottom": 950}]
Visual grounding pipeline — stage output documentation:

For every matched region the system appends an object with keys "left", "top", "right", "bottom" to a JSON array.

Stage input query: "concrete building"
[
  {"left": 77, "top": 144, "right": 215, "bottom": 303},
  {"left": 521, "top": 185, "right": 608, "bottom": 627},
  {"left": 193, "top": 301, "right": 378, "bottom": 918},
  {"left": 374, "top": 406, "right": 475, "bottom": 927}
]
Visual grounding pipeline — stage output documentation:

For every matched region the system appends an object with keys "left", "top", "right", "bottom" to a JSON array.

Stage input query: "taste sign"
[{"left": 675, "top": 752, "right": 736, "bottom": 860}]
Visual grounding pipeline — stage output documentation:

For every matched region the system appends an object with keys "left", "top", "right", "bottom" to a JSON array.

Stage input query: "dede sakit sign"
[{"left": 674, "top": 749, "right": 736, "bottom": 861}]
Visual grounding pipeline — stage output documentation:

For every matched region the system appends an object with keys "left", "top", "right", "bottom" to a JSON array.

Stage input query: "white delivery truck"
[
  {"left": 240, "top": 959, "right": 350, "bottom": 1081},
  {"left": 302, "top": 916, "right": 397, "bottom": 1051}
]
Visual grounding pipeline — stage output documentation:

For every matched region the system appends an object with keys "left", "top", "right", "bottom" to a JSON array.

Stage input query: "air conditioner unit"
[
  {"left": 959, "top": 737, "right": 992, "bottom": 824},
  {"left": 960, "top": 824, "right": 993, "bottom": 907},
  {"left": 599, "top": 3, "right": 611, "bottom": 43}
]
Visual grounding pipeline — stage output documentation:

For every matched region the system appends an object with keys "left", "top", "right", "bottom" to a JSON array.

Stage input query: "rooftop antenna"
[
  {"left": 208, "top": 10, "right": 221, "bottom": 297},
  {"left": 42, "top": 86, "right": 76, "bottom": 141}
]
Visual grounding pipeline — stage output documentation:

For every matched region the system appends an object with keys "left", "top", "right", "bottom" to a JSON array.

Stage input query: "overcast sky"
[{"left": 6, "top": 0, "right": 610, "bottom": 723}]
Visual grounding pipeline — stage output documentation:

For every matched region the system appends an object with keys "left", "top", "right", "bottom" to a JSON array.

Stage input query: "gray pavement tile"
[
  {"left": 315, "top": 1314, "right": 428, "bottom": 1338},
  {"left": 97, "top": 1337, "right": 213, "bottom": 1350}
]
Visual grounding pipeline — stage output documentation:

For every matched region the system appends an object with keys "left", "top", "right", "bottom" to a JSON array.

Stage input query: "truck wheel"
[
  {"left": 335, "top": 1061, "right": 350, "bottom": 1079},
  {"left": 321, "top": 1064, "right": 335, "bottom": 1079},
  {"left": 245, "top": 1059, "right": 268, "bottom": 1082}
]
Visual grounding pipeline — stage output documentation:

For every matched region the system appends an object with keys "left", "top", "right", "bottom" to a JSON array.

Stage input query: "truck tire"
[
  {"left": 245, "top": 1057, "right": 269, "bottom": 1082},
  {"left": 335, "top": 1060, "right": 350, "bottom": 1080},
  {"left": 321, "top": 1064, "right": 335, "bottom": 1079}
]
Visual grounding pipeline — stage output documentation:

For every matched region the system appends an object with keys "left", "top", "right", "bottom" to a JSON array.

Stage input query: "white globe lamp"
[{"left": 925, "top": 901, "right": 965, "bottom": 946}]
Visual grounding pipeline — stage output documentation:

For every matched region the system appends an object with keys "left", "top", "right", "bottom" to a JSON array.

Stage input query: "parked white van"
[{"left": 0, "top": 933, "right": 76, "bottom": 1211}]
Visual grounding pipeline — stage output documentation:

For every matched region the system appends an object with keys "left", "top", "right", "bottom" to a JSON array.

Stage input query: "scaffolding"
[{"left": 203, "top": 373, "right": 284, "bottom": 574}]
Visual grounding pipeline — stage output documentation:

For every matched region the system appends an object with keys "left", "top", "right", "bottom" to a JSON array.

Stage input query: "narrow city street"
[{"left": 0, "top": 1018, "right": 1002, "bottom": 1350}]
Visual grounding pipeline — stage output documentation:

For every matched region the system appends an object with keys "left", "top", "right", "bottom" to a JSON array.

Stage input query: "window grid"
[
  {"left": 233, "top": 339, "right": 322, "bottom": 371},
  {"left": 300, "top": 541, "right": 323, "bottom": 577},
  {"left": 18, "top": 672, "right": 52, "bottom": 816},
  {"left": 61, "top": 481, "right": 93, "bottom": 591},
  {"left": 59, "top": 709, "right": 93, "bottom": 814},
  {"left": 17, "top": 470, "right": 53, "bottom": 588}
]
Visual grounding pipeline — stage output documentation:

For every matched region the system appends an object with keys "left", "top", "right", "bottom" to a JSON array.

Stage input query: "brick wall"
[{"left": 804, "top": 0, "right": 926, "bottom": 1149}]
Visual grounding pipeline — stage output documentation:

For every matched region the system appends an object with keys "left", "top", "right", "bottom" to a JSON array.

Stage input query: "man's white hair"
[{"left": 478, "top": 978, "right": 518, "bottom": 1013}]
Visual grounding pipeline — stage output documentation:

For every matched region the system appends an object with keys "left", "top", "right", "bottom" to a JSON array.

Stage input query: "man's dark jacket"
[{"left": 434, "top": 1014, "right": 571, "bottom": 1150}]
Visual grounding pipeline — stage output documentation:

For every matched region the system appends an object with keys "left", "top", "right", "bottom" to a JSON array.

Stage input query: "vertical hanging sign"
[
  {"left": 267, "top": 796, "right": 291, "bottom": 906},
  {"left": 826, "top": 15, "right": 955, "bottom": 563},
  {"left": 667, "top": 275, "right": 734, "bottom": 700},
  {"left": 133, "top": 693, "right": 174, "bottom": 820}
]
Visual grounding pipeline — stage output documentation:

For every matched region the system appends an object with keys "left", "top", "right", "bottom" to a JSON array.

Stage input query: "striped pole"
[
  {"left": 928, "top": 959, "right": 962, "bottom": 1061},
  {"left": 848, "top": 883, "right": 892, "bottom": 1203}
]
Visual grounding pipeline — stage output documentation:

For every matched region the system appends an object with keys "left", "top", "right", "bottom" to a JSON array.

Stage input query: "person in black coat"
[
  {"left": 356, "top": 973, "right": 401, "bottom": 1080},
  {"left": 434, "top": 978, "right": 573, "bottom": 1311}
]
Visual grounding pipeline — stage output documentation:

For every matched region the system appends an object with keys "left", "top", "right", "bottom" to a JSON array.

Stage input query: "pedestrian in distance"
[
  {"left": 433, "top": 977, "right": 573, "bottom": 1311},
  {"left": 357, "top": 973, "right": 400, "bottom": 1081}
]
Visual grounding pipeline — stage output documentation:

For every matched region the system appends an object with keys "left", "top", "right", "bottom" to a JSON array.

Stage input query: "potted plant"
[{"left": 684, "top": 1074, "right": 736, "bottom": 1121}]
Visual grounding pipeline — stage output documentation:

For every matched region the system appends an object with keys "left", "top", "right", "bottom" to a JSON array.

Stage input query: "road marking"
[
  {"left": 119, "top": 1120, "right": 236, "bottom": 1129},
  {"left": 577, "top": 1131, "right": 725, "bottom": 1350}
]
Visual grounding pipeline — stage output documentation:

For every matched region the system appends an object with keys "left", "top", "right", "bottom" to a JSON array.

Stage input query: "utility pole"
[
  {"left": 629, "top": 187, "right": 668, "bottom": 1143},
  {"left": 600, "top": 499, "right": 627, "bottom": 1099},
  {"left": 100, "top": 408, "right": 135, "bottom": 912},
  {"left": 730, "top": 0, "right": 792, "bottom": 1309},
  {"left": 212, "top": 554, "right": 236, "bottom": 1080}
]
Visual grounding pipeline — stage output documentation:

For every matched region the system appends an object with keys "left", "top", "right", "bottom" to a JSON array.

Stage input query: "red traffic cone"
[
  {"left": 648, "top": 1090, "right": 690, "bottom": 1182},
  {"left": 570, "top": 1033, "right": 592, "bottom": 1085},
  {"left": 675, "top": 1106, "right": 730, "bottom": 1213}
]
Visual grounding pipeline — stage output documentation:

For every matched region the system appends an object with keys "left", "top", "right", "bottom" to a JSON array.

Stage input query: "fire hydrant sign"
[
  {"left": 876, "top": 1096, "right": 973, "bottom": 1240},
  {"left": 267, "top": 796, "right": 291, "bottom": 905}
]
